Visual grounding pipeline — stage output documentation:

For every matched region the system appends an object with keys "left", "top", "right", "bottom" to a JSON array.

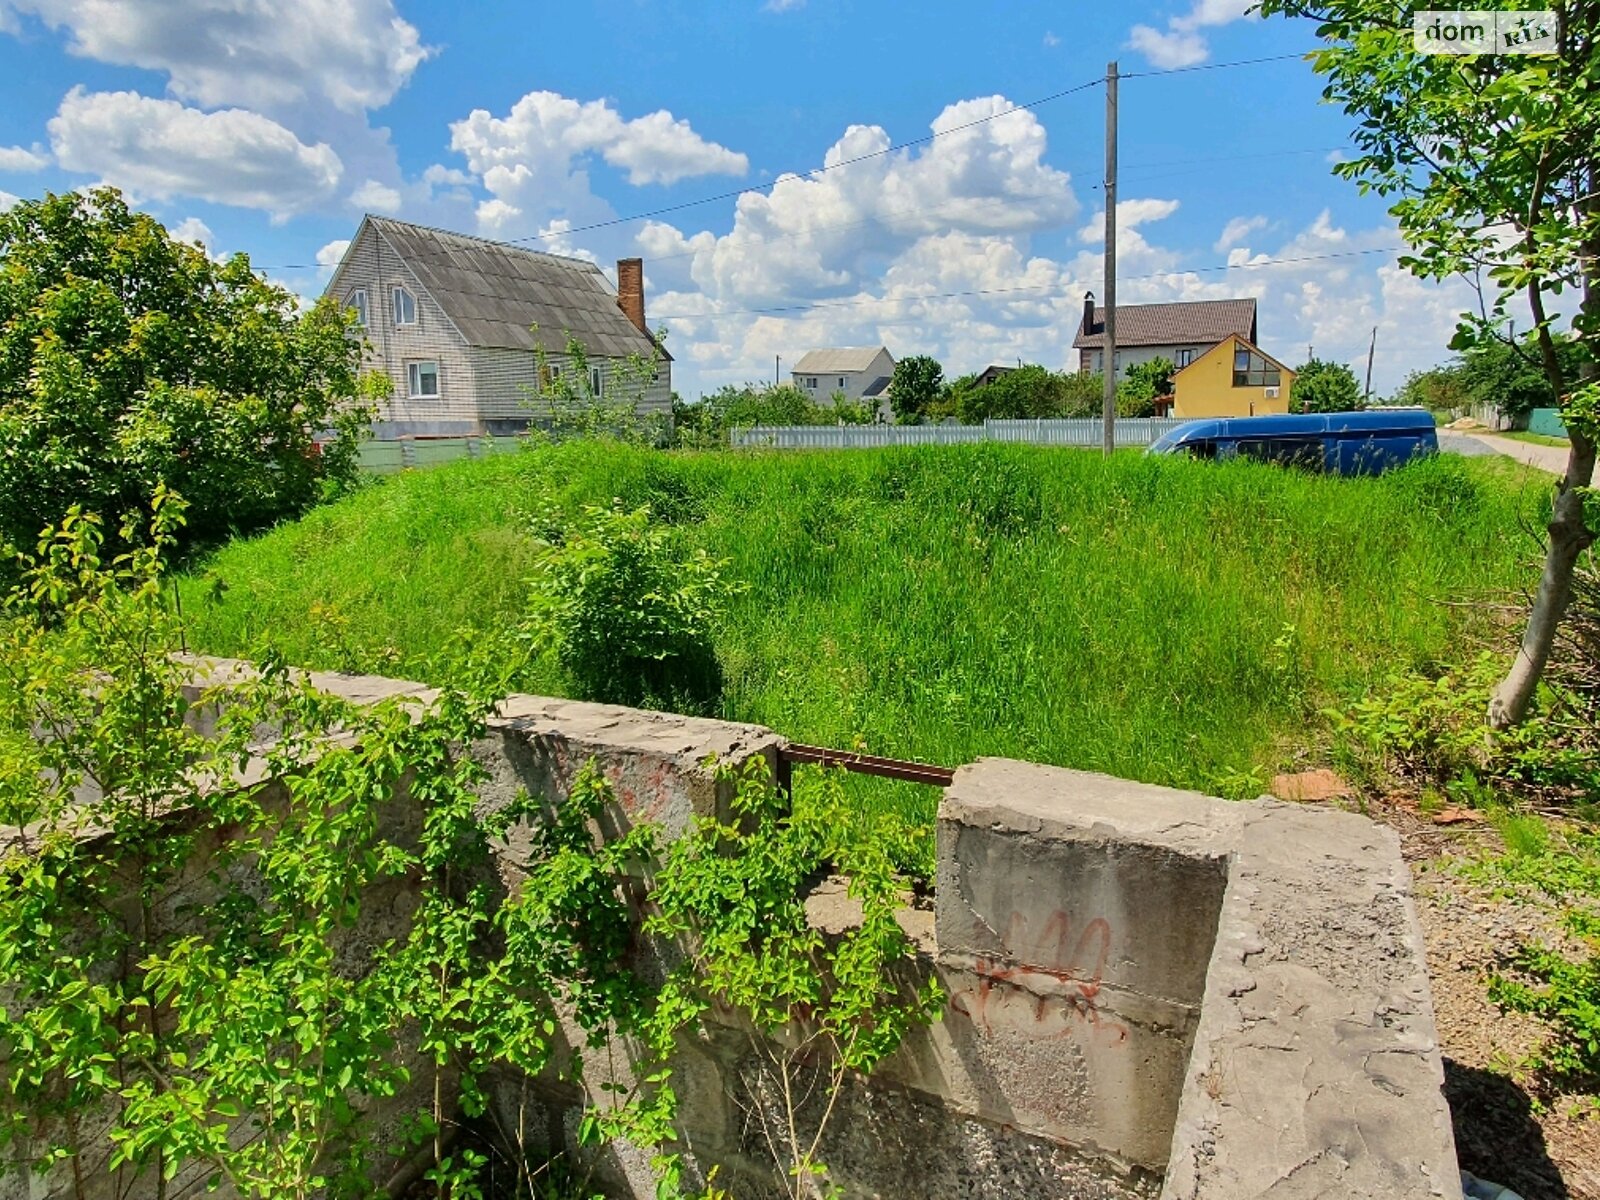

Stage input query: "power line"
[
  {"left": 652, "top": 246, "right": 1404, "bottom": 322},
  {"left": 1120, "top": 51, "right": 1309, "bottom": 79},
  {"left": 256, "top": 49, "right": 1319, "bottom": 273}
]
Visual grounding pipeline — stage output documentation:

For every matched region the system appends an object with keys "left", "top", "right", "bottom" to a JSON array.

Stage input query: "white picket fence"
[{"left": 729, "top": 418, "right": 1187, "bottom": 450}]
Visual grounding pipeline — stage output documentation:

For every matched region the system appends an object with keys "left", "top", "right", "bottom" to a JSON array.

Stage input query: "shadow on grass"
[{"left": 1446, "top": 1057, "right": 1572, "bottom": 1200}]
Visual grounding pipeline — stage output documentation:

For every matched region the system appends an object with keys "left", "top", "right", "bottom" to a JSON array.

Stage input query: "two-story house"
[
  {"left": 324, "top": 216, "right": 671, "bottom": 438},
  {"left": 791, "top": 347, "right": 896, "bottom": 409},
  {"left": 1169, "top": 333, "right": 1296, "bottom": 418},
  {"left": 1072, "top": 295, "right": 1258, "bottom": 381}
]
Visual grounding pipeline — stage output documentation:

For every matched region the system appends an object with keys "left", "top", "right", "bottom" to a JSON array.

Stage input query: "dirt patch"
[
  {"left": 1270, "top": 767, "right": 1351, "bottom": 802},
  {"left": 1374, "top": 801, "right": 1600, "bottom": 1199}
]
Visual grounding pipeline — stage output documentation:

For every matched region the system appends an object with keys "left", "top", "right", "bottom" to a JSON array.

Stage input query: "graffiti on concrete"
[{"left": 951, "top": 911, "right": 1129, "bottom": 1047}]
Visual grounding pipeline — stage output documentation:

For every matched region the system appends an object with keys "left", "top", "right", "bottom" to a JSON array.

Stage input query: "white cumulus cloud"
[
  {"left": 0, "top": 190, "right": 18, "bottom": 212},
  {"left": 48, "top": 88, "right": 342, "bottom": 219},
  {"left": 1078, "top": 197, "right": 1182, "bottom": 242},
  {"left": 1128, "top": 0, "right": 1252, "bottom": 69},
  {"left": 451, "top": 91, "right": 748, "bottom": 196},
  {"left": 169, "top": 215, "right": 214, "bottom": 251},
  {"left": 0, "top": 143, "right": 48, "bottom": 171},
  {"left": 1214, "top": 214, "right": 1269, "bottom": 252},
  {"left": 316, "top": 238, "right": 351, "bottom": 277},
  {"left": 644, "top": 96, "right": 1079, "bottom": 308},
  {"left": 349, "top": 178, "right": 402, "bottom": 212},
  {"left": 2, "top": 0, "right": 430, "bottom": 112}
]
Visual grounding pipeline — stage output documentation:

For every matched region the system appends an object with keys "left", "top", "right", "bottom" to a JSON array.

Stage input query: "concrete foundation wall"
[{"left": 6, "top": 664, "right": 1462, "bottom": 1200}]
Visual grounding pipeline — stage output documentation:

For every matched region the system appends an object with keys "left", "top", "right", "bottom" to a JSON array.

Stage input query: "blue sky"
[{"left": 0, "top": 0, "right": 1495, "bottom": 396}]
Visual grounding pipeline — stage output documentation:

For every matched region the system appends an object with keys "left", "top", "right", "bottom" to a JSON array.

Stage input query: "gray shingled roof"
[
  {"left": 1073, "top": 298, "right": 1256, "bottom": 350},
  {"left": 364, "top": 216, "right": 667, "bottom": 360},
  {"left": 792, "top": 346, "right": 890, "bottom": 374}
]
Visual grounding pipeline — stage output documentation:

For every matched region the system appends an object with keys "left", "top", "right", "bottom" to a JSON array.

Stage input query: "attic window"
[
  {"left": 392, "top": 286, "right": 417, "bottom": 326},
  {"left": 346, "top": 288, "right": 368, "bottom": 327},
  {"left": 1233, "top": 347, "right": 1281, "bottom": 388}
]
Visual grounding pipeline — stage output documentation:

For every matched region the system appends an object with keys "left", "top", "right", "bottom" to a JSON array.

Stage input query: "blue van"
[{"left": 1146, "top": 409, "right": 1438, "bottom": 476}]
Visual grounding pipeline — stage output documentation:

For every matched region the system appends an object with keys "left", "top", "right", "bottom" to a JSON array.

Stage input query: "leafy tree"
[
  {"left": 889, "top": 355, "right": 944, "bottom": 424},
  {"left": 1257, "top": 0, "right": 1600, "bottom": 728},
  {"left": 0, "top": 188, "right": 373, "bottom": 560},
  {"left": 1395, "top": 365, "right": 1473, "bottom": 413},
  {"left": 954, "top": 364, "right": 1102, "bottom": 422},
  {"left": 1290, "top": 357, "right": 1362, "bottom": 413},
  {"left": 1116, "top": 357, "right": 1175, "bottom": 418},
  {"left": 1459, "top": 333, "right": 1591, "bottom": 417}
]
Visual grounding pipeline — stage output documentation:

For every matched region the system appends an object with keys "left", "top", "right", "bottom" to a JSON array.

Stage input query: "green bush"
[
  {"left": 523, "top": 502, "right": 742, "bottom": 711},
  {"left": 0, "top": 188, "right": 374, "bottom": 562}
]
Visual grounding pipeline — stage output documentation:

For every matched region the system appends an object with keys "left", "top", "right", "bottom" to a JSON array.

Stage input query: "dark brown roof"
[
  {"left": 360, "top": 216, "right": 669, "bottom": 361},
  {"left": 1073, "top": 298, "right": 1257, "bottom": 350}
]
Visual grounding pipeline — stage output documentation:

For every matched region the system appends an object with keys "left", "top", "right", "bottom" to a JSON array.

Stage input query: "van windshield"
[{"left": 1148, "top": 430, "right": 1182, "bottom": 454}]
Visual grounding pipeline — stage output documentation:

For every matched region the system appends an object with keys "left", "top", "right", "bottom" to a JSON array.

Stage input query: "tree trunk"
[
  {"left": 1488, "top": 427, "right": 1598, "bottom": 728},
  {"left": 1491, "top": 204, "right": 1600, "bottom": 727}
]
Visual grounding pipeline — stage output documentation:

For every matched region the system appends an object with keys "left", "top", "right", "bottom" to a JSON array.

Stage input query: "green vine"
[{"left": 0, "top": 495, "right": 940, "bottom": 1200}]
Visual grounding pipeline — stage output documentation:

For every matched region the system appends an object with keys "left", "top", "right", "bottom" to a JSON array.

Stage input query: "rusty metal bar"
[{"left": 777, "top": 743, "right": 956, "bottom": 788}]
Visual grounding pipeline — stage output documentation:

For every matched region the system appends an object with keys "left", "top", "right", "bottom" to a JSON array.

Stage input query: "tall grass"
[{"left": 179, "top": 441, "right": 1539, "bottom": 870}]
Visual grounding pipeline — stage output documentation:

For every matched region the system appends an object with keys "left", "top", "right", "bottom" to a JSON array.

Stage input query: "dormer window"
[
  {"left": 392, "top": 285, "right": 417, "bottom": 326},
  {"left": 1233, "top": 346, "right": 1281, "bottom": 388},
  {"left": 345, "top": 288, "right": 368, "bottom": 327}
]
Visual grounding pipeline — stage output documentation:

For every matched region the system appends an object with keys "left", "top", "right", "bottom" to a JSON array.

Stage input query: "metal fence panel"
[{"left": 730, "top": 419, "right": 1185, "bottom": 450}]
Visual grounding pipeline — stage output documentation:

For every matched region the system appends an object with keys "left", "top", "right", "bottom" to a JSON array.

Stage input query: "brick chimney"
[{"left": 617, "top": 258, "right": 646, "bottom": 334}]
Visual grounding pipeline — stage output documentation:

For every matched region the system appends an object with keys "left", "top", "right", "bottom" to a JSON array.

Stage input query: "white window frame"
[
  {"left": 407, "top": 360, "right": 440, "bottom": 399},
  {"left": 346, "top": 288, "right": 368, "bottom": 327},
  {"left": 392, "top": 285, "right": 417, "bottom": 327},
  {"left": 838, "top": 376, "right": 846, "bottom": 389},
  {"left": 806, "top": 376, "right": 817, "bottom": 389},
  {"left": 1176, "top": 347, "right": 1195, "bottom": 367}
]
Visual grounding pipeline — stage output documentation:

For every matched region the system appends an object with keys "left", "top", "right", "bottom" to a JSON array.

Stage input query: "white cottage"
[
  {"left": 324, "top": 216, "right": 672, "bottom": 438},
  {"left": 790, "top": 346, "right": 896, "bottom": 409}
]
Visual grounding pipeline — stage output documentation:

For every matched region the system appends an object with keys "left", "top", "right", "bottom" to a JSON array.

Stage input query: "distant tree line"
[{"left": 1395, "top": 333, "right": 1591, "bottom": 419}]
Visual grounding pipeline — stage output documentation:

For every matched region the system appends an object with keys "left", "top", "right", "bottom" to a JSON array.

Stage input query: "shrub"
[{"left": 523, "top": 503, "right": 743, "bottom": 710}]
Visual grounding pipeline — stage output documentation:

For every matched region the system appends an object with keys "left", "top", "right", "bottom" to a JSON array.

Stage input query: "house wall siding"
[
  {"left": 792, "top": 348, "right": 897, "bottom": 405},
  {"left": 328, "top": 225, "right": 481, "bottom": 436},
  {"left": 472, "top": 347, "right": 673, "bottom": 424},
  {"left": 1078, "top": 343, "right": 1209, "bottom": 380},
  {"left": 1171, "top": 335, "right": 1294, "bottom": 418}
]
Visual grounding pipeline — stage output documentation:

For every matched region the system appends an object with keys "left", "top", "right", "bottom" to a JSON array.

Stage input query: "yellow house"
[{"left": 1169, "top": 334, "right": 1295, "bottom": 419}]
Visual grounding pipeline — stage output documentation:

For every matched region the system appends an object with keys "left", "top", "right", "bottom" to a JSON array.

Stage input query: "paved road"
[{"left": 1441, "top": 431, "right": 1592, "bottom": 481}]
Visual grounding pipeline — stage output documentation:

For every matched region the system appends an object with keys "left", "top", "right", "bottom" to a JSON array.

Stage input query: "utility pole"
[
  {"left": 1102, "top": 61, "right": 1119, "bottom": 456},
  {"left": 775, "top": 354, "right": 781, "bottom": 387},
  {"left": 1363, "top": 326, "right": 1377, "bottom": 402}
]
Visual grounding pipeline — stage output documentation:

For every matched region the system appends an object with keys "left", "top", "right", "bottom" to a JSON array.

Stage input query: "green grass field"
[{"left": 179, "top": 441, "right": 1541, "bottom": 873}]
